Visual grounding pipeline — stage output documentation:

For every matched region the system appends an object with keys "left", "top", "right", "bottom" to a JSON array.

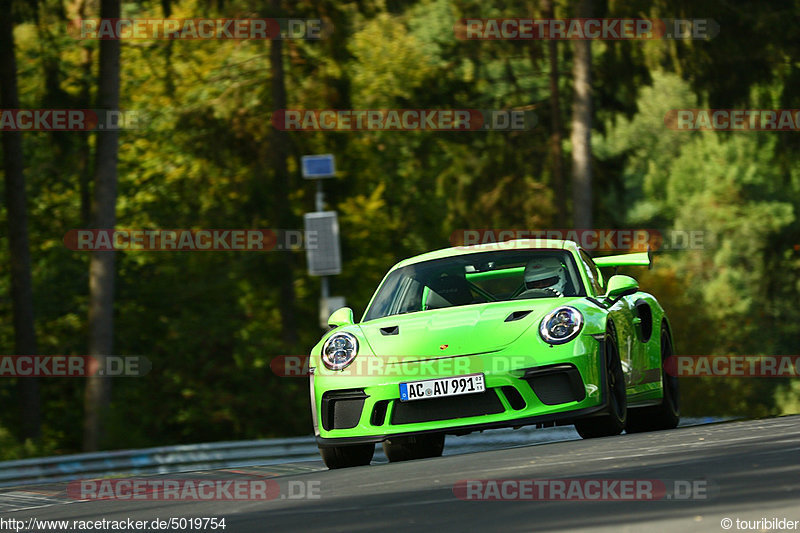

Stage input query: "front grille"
[
  {"left": 390, "top": 390, "right": 504, "bottom": 425},
  {"left": 321, "top": 389, "right": 367, "bottom": 430},
  {"left": 371, "top": 400, "right": 391, "bottom": 426},
  {"left": 523, "top": 364, "right": 586, "bottom": 405},
  {"left": 501, "top": 386, "right": 527, "bottom": 410}
]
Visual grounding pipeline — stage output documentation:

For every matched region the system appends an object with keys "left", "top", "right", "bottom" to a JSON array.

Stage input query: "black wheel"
[
  {"left": 626, "top": 323, "right": 680, "bottom": 433},
  {"left": 319, "top": 443, "right": 375, "bottom": 469},
  {"left": 575, "top": 323, "right": 627, "bottom": 439},
  {"left": 382, "top": 433, "right": 445, "bottom": 462}
]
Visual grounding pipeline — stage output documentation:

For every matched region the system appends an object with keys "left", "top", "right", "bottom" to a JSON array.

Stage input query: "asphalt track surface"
[{"left": 3, "top": 416, "right": 799, "bottom": 532}]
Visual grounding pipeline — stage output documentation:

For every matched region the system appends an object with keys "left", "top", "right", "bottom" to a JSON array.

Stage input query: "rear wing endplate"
[{"left": 593, "top": 250, "right": 652, "bottom": 269}]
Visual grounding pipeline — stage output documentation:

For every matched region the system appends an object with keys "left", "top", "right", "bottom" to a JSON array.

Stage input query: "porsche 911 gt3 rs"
[{"left": 309, "top": 239, "right": 679, "bottom": 468}]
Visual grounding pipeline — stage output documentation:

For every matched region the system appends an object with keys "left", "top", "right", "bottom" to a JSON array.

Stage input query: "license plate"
[{"left": 399, "top": 373, "right": 485, "bottom": 402}]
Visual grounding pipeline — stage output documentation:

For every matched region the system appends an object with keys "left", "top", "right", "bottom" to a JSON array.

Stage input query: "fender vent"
[
  {"left": 634, "top": 300, "right": 653, "bottom": 343},
  {"left": 380, "top": 326, "right": 399, "bottom": 336}
]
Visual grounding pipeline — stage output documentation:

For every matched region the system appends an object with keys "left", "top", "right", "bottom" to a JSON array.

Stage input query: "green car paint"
[{"left": 309, "top": 239, "right": 677, "bottom": 461}]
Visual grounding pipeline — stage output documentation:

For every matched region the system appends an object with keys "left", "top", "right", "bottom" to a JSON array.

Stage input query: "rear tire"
[
  {"left": 319, "top": 443, "right": 375, "bottom": 469},
  {"left": 626, "top": 324, "right": 680, "bottom": 433},
  {"left": 575, "top": 323, "right": 627, "bottom": 439},
  {"left": 383, "top": 433, "right": 445, "bottom": 462}
]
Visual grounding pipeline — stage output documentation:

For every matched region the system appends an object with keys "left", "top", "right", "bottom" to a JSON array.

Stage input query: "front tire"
[
  {"left": 383, "top": 433, "right": 445, "bottom": 462},
  {"left": 319, "top": 443, "right": 375, "bottom": 469},
  {"left": 575, "top": 323, "right": 627, "bottom": 439},
  {"left": 626, "top": 323, "right": 680, "bottom": 433}
]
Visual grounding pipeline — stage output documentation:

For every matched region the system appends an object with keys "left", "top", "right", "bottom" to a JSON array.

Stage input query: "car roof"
[{"left": 390, "top": 239, "right": 581, "bottom": 271}]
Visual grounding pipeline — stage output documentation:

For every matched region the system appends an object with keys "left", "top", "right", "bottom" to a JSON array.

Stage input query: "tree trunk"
[
  {"left": 0, "top": 0, "right": 42, "bottom": 441},
  {"left": 542, "top": 0, "right": 567, "bottom": 226},
  {"left": 77, "top": 0, "right": 93, "bottom": 226},
  {"left": 570, "top": 0, "right": 593, "bottom": 229},
  {"left": 269, "top": 0, "right": 298, "bottom": 346},
  {"left": 161, "top": 0, "right": 175, "bottom": 95},
  {"left": 83, "top": 0, "right": 121, "bottom": 452}
]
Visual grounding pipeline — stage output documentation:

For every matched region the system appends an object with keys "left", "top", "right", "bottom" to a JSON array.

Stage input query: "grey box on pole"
[{"left": 304, "top": 211, "right": 342, "bottom": 276}]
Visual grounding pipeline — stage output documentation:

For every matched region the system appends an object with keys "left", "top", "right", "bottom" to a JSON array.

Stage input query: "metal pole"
[
  {"left": 316, "top": 178, "right": 328, "bottom": 326},
  {"left": 315, "top": 179, "right": 324, "bottom": 212},
  {"left": 321, "top": 276, "right": 330, "bottom": 305}
]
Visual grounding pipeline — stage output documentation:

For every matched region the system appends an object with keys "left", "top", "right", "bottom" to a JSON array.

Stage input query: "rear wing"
[{"left": 593, "top": 250, "right": 652, "bottom": 269}]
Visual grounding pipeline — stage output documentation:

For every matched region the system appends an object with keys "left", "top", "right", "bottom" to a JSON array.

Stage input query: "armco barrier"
[{"left": 0, "top": 417, "right": 721, "bottom": 487}]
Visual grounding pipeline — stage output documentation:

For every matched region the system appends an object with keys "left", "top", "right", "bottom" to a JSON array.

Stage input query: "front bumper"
[{"left": 312, "top": 334, "right": 606, "bottom": 446}]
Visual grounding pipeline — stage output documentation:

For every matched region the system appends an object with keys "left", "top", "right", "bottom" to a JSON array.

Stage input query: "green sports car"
[{"left": 309, "top": 239, "right": 679, "bottom": 469}]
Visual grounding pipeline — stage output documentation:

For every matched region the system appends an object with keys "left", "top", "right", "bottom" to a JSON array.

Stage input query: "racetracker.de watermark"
[
  {"left": 272, "top": 109, "right": 536, "bottom": 131},
  {"left": 274, "top": 355, "right": 584, "bottom": 378},
  {"left": 450, "top": 229, "right": 708, "bottom": 251},
  {"left": 0, "top": 109, "right": 142, "bottom": 131},
  {"left": 67, "top": 479, "right": 321, "bottom": 501},
  {"left": 665, "top": 356, "right": 800, "bottom": 377},
  {"left": 454, "top": 18, "right": 718, "bottom": 40},
  {"left": 665, "top": 109, "right": 800, "bottom": 131},
  {"left": 453, "top": 478, "right": 712, "bottom": 500},
  {"left": 0, "top": 356, "right": 150, "bottom": 377},
  {"left": 63, "top": 229, "right": 317, "bottom": 251},
  {"left": 73, "top": 18, "right": 330, "bottom": 40}
]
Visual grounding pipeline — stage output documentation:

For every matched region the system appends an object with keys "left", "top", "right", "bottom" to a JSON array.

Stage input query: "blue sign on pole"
[{"left": 301, "top": 154, "right": 336, "bottom": 178}]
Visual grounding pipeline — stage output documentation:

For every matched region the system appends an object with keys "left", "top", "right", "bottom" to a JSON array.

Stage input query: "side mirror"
[
  {"left": 328, "top": 307, "right": 354, "bottom": 328},
  {"left": 604, "top": 275, "right": 639, "bottom": 304}
]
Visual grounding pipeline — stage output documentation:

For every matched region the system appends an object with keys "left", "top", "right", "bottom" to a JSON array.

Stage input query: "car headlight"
[
  {"left": 321, "top": 332, "right": 359, "bottom": 370},
  {"left": 539, "top": 306, "right": 583, "bottom": 345}
]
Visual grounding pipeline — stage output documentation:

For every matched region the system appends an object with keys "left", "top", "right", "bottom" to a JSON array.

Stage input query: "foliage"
[
  {"left": 1, "top": 0, "right": 799, "bottom": 457},
  {"left": 598, "top": 72, "right": 799, "bottom": 416}
]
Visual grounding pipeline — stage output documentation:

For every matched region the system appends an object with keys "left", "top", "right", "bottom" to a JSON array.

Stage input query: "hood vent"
[{"left": 504, "top": 310, "right": 532, "bottom": 322}]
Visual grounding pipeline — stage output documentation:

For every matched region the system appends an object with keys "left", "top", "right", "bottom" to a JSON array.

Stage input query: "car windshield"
[{"left": 363, "top": 249, "right": 585, "bottom": 322}]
